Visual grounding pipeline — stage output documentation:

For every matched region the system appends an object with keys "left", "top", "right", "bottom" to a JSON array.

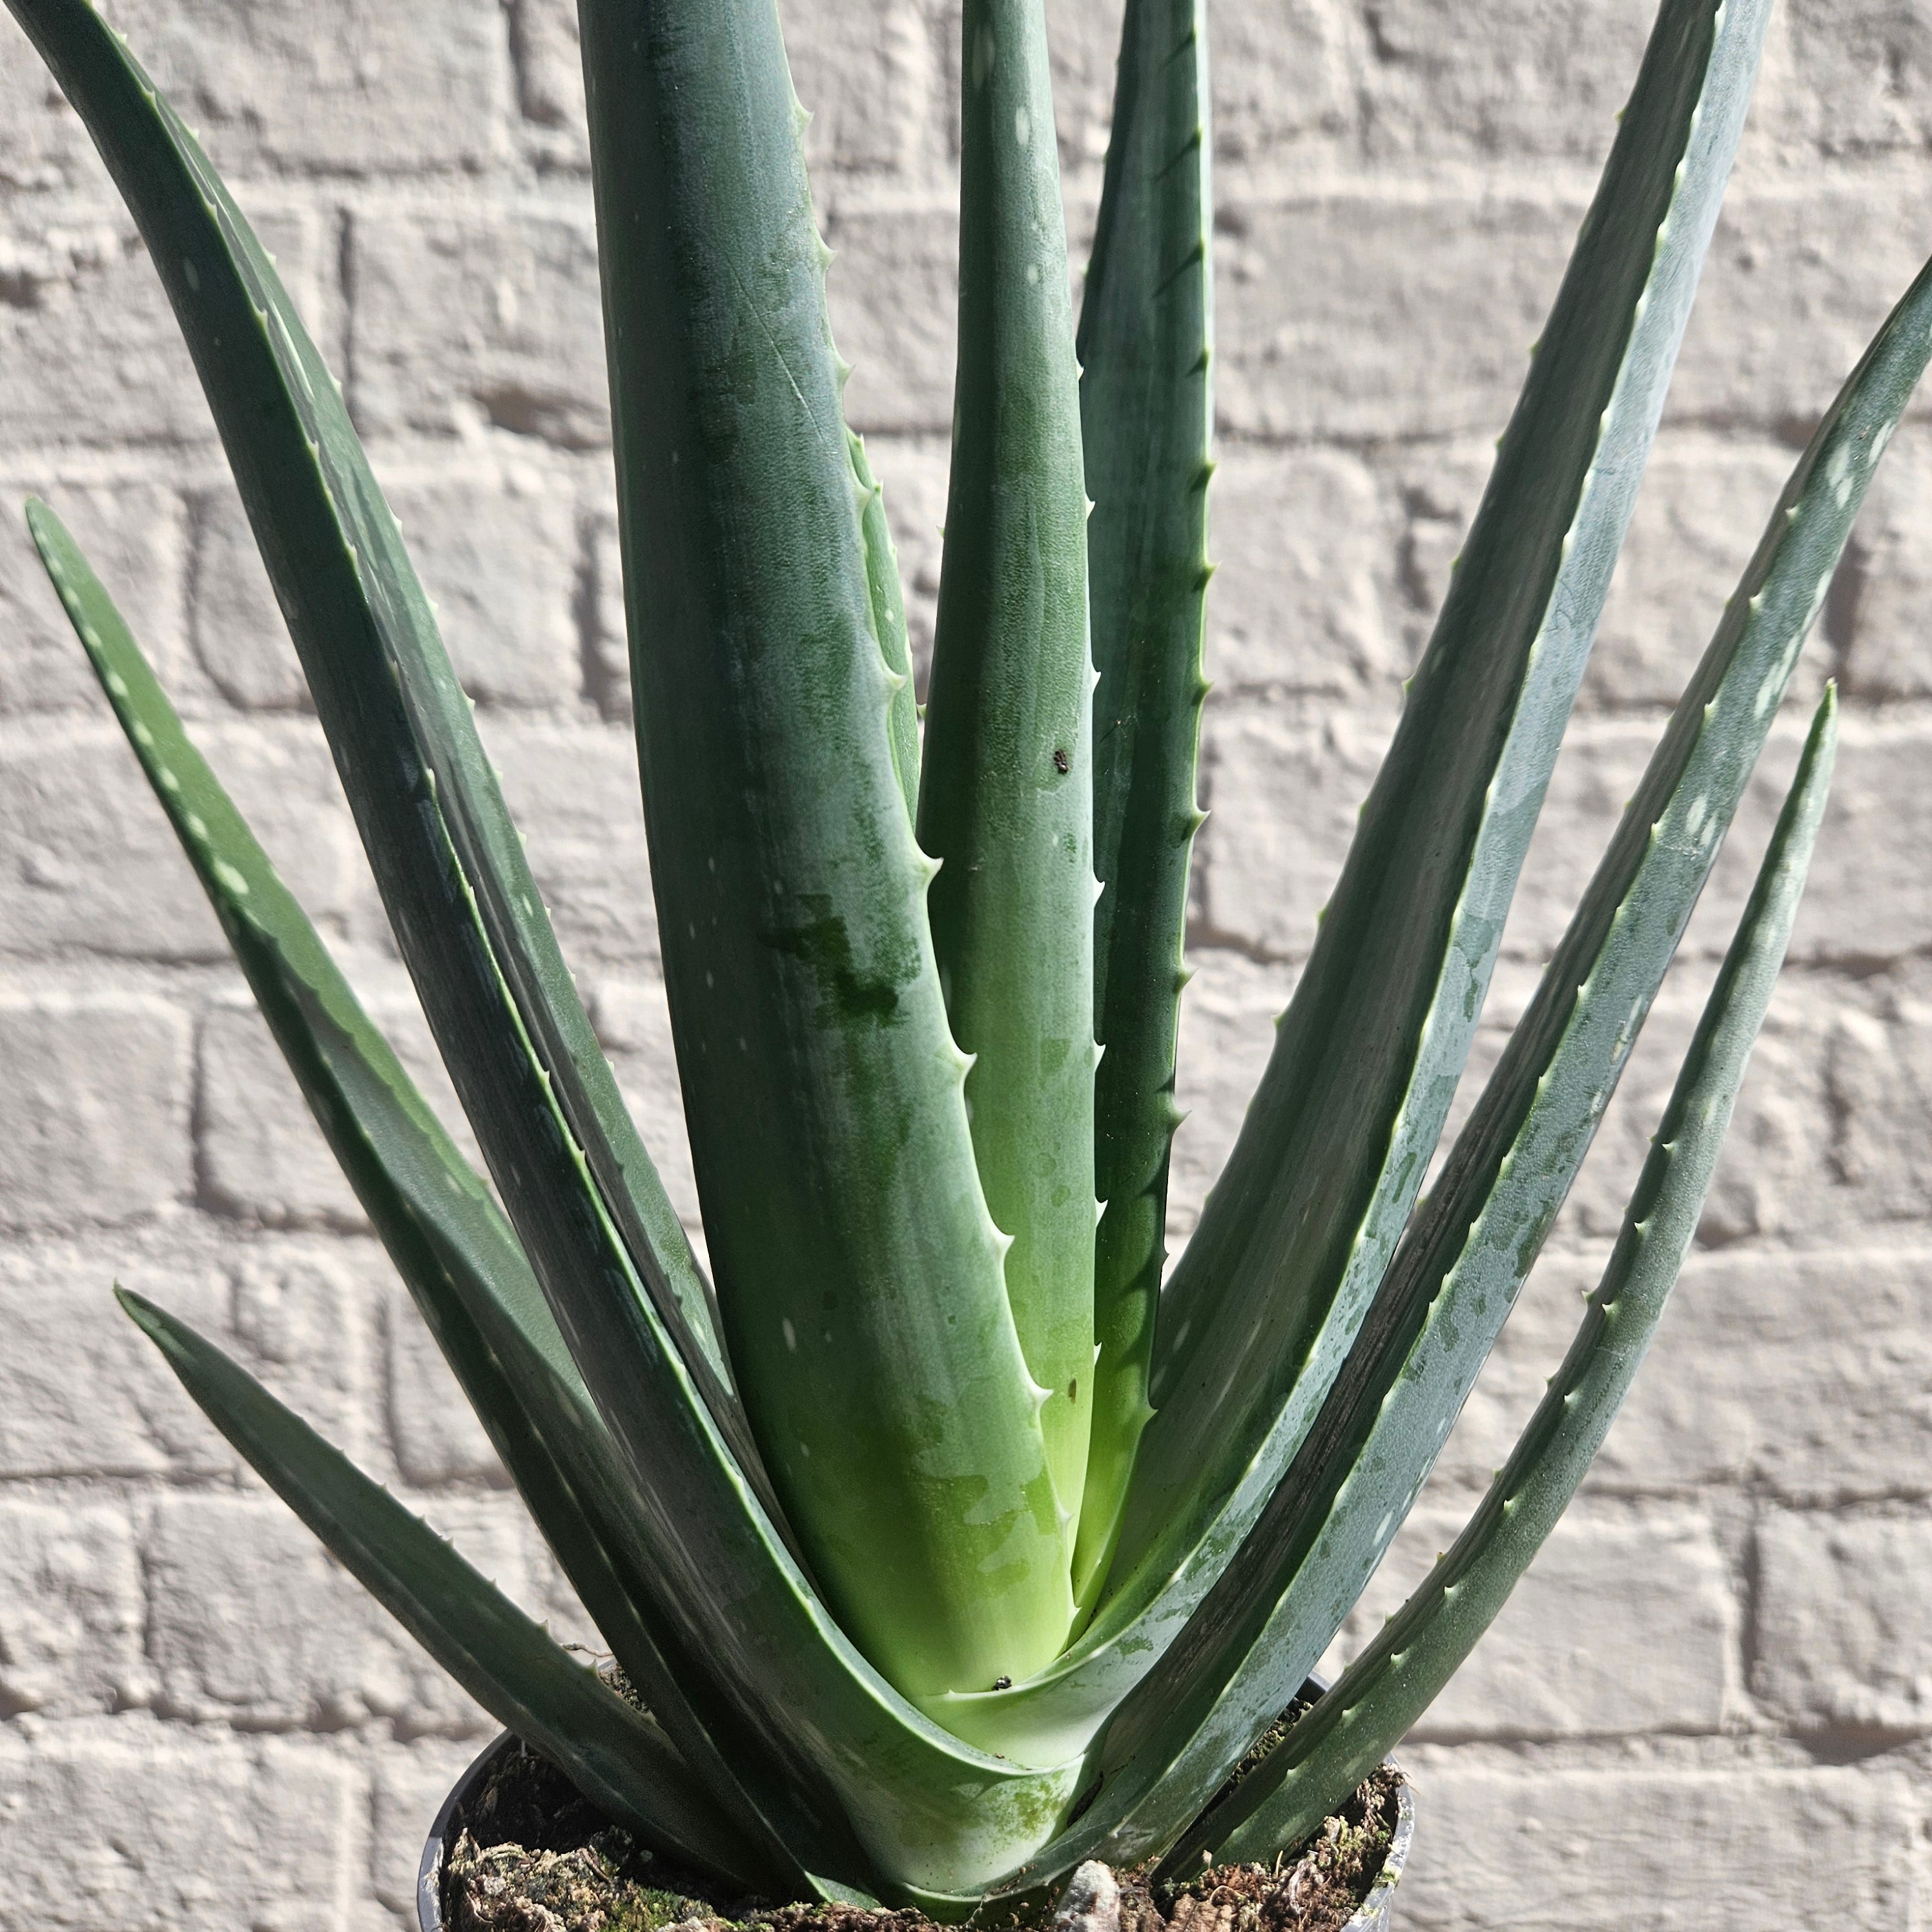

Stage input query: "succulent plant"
[{"left": 8, "top": 0, "right": 1931, "bottom": 1909}]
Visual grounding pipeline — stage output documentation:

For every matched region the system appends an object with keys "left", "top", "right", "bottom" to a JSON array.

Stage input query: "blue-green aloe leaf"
[
  {"left": 1036, "top": 240, "right": 1932, "bottom": 1878},
  {"left": 918, "top": 0, "right": 1099, "bottom": 1550},
  {"left": 0, "top": 0, "right": 746, "bottom": 1488},
  {"left": 116, "top": 1288, "right": 768, "bottom": 1888},
  {"left": 1120, "top": 0, "right": 1770, "bottom": 1597},
  {"left": 14, "top": 10, "right": 1096, "bottom": 1895},
  {"left": 1178, "top": 686, "right": 1838, "bottom": 1871},
  {"left": 582, "top": 0, "right": 1072, "bottom": 1704},
  {"left": 940, "top": 0, "right": 1771, "bottom": 1771},
  {"left": 24, "top": 499, "right": 857, "bottom": 1896},
  {"left": 1070, "top": 0, "right": 1213, "bottom": 1616},
  {"left": 850, "top": 429, "right": 921, "bottom": 814}
]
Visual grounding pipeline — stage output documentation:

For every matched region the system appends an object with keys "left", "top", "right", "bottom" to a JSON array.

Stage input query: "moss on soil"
[{"left": 441, "top": 1746, "right": 1401, "bottom": 1932}]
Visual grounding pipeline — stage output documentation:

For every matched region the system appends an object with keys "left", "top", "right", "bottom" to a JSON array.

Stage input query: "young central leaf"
[{"left": 919, "top": 0, "right": 1099, "bottom": 1567}]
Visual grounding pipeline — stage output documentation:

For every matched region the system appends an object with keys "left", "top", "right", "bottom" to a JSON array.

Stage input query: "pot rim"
[{"left": 416, "top": 1728, "right": 1414, "bottom": 1932}]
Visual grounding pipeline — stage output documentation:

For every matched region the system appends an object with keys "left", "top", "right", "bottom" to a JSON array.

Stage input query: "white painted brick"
[
  {"left": 590, "top": 975, "right": 705, "bottom": 1246},
  {"left": 1356, "top": 0, "right": 1656, "bottom": 160},
  {"left": 1493, "top": 961, "right": 1834, "bottom": 1251},
  {"left": 1836, "top": 420, "right": 1932, "bottom": 700},
  {"left": 506, "top": 0, "right": 586, "bottom": 167},
  {"left": 1787, "top": 719, "right": 1932, "bottom": 964},
  {"left": 198, "top": 985, "right": 480, "bottom": 1233},
  {"left": 7, "top": 4, "right": 1932, "bottom": 1926},
  {"left": 1753, "top": 1512, "right": 1932, "bottom": 1736},
  {"left": 1206, "top": 0, "right": 1354, "bottom": 161},
  {"left": 227, "top": 1246, "right": 380, "bottom": 1463},
  {"left": 0, "top": 203, "right": 318, "bottom": 450},
  {"left": 1167, "top": 948, "right": 1296, "bottom": 1246},
  {"left": 584, "top": 499, "right": 632, "bottom": 722},
  {"left": 1195, "top": 692, "right": 1399, "bottom": 959},
  {"left": 1824, "top": 958, "right": 1932, "bottom": 1226},
  {"left": 0, "top": 1244, "right": 234, "bottom": 1479},
  {"left": 1040, "top": 0, "right": 1131, "bottom": 169},
  {"left": 0, "top": 719, "right": 356, "bottom": 960},
  {"left": 827, "top": 200, "right": 959, "bottom": 435},
  {"left": 385, "top": 1281, "right": 506, "bottom": 1487},
  {"left": 1785, "top": 0, "right": 1932, "bottom": 155},
  {"left": 1174, "top": 942, "right": 1833, "bottom": 1284},
  {"left": 192, "top": 462, "right": 584, "bottom": 713},
  {"left": 1492, "top": 712, "right": 1908, "bottom": 972},
  {"left": 786, "top": 0, "right": 945, "bottom": 183},
  {"left": 484, "top": 719, "right": 658, "bottom": 964},
  {"left": 1393, "top": 435, "right": 1823, "bottom": 712},
  {"left": 3, "top": 0, "right": 507, "bottom": 183},
  {"left": 1601, "top": 435, "right": 1834, "bottom": 715},
  {"left": 1171, "top": 940, "right": 1818, "bottom": 1266},
  {"left": 0, "top": 999, "right": 190, "bottom": 1228},
  {"left": 1395, "top": 1764, "right": 1914, "bottom": 1931},
  {"left": 0, "top": 478, "right": 181, "bottom": 715},
  {"left": 1208, "top": 448, "right": 1395, "bottom": 692},
  {"left": 185, "top": 484, "right": 305, "bottom": 711},
  {"left": 198, "top": 1002, "right": 362, "bottom": 1226},
  {"left": 0, "top": 1236, "right": 376, "bottom": 1483},
  {"left": 0, "top": 1723, "right": 355, "bottom": 1931},
  {"left": 1329, "top": 1505, "right": 1734, "bottom": 1740},
  {"left": 370, "top": 1742, "right": 491, "bottom": 1920},
  {"left": 1671, "top": 181, "right": 1932, "bottom": 433},
  {"left": 347, "top": 205, "right": 608, "bottom": 447},
  {"left": 145, "top": 1492, "right": 522, "bottom": 1732},
  {"left": 0, "top": 24, "right": 88, "bottom": 192},
  {"left": 1215, "top": 188, "right": 1575, "bottom": 442},
  {"left": 386, "top": 466, "right": 584, "bottom": 709},
  {"left": 0, "top": 1499, "right": 145, "bottom": 1717},
  {"left": 1443, "top": 1247, "right": 1932, "bottom": 1503}
]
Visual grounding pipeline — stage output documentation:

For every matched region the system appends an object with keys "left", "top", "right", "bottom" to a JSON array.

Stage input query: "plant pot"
[{"left": 416, "top": 1721, "right": 1415, "bottom": 1932}]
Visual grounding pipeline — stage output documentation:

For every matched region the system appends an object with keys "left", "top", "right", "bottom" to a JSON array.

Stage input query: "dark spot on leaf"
[
  {"left": 1067, "top": 1377, "right": 1078, "bottom": 1401},
  {"left": 761, "top": 896, "right": 904, "bottom": 1026}
]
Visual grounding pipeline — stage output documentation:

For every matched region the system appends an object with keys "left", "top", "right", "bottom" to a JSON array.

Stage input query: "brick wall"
[{"left": 2, "top": 0, "right": 1930, "bottom": 1924}]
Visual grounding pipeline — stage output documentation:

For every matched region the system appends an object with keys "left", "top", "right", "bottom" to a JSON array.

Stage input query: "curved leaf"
[
  {"left": 0, "top": 0, "right": 749, "bottom": 1482},
  {"left": 1063, "top": 240, "right": 1932, "bottom": 1876},
  {"left": 952, "top": 0, "right": 1773, "bottom": 1773},
  {"left": 1122, "top": 0, "right": 1771, "bottom": 1602},
  {"left": 1180, "top": 686, "right": 1838, "bottom": 1869},
  {"left": 117, "top": 1289, "right": 767, "bottom": 1888},
  {"left": 10, "top": 14, "right": 1078, "bottom": 1892},
  {"left": 24, "top": 500, "right": 851, "bottom": 1895}
]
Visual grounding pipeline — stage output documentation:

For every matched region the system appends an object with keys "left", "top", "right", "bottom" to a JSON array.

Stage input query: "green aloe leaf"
[
  {"left": 24, "top": 500, "right": 854, "bottom": 1894},
  {"left": 850, "top": 429, "right": 922, "bottom": 815},
  {"left": 15, "top": 9, "right": 1096, "bottom": 1895},
  {"left": 918, "top": 0, "right": 1098, "bottom": 1548},
  {"left": 0, "top": 0, "right": 745, "bottom": 1477},
  {"left": 582, "top": 0, "right": 1072, "bottom": 1703},
  {"left": 116, "top": 1288, "right": 769, "bottom": 1887},
  {"left": 1071, "top": 0, "right": 1213, "bottom": 1615},
  {"left": 941, "top": 0, "right": 1772, "bottom": 1773},
  {"left": 1053, "top": 238, "right": 1932, "bottom": 1877},
  {"left": 1180, "top": 686, "right": 1838, "bottom": 1870},
  {"left": 1124, "top": 0, "right": 1769, "bottom": 1583}
]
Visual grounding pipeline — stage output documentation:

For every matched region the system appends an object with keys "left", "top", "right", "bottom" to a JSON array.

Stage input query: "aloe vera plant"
[{"left": 8, "top": 0, "right": 1929, "bottom": 1909}]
